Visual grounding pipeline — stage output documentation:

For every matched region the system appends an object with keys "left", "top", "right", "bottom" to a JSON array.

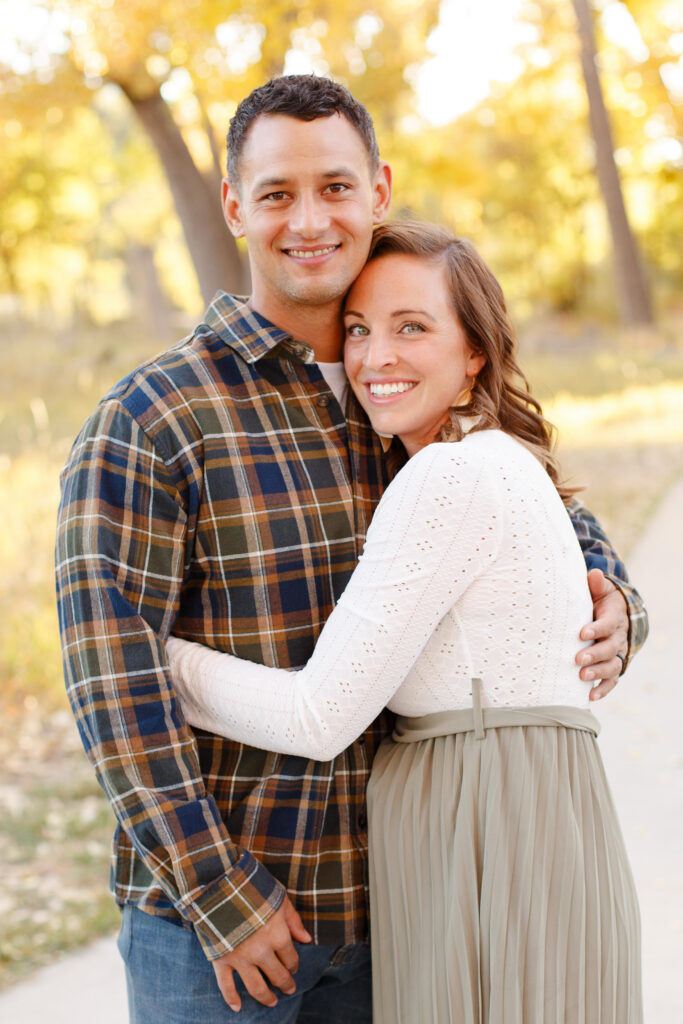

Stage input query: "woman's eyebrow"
[
  {"left": 391, "top": 309, "right": 437, "bottom": 322},
  {"left": 343, "top": 308, "right": 366, "bottom": 319}
]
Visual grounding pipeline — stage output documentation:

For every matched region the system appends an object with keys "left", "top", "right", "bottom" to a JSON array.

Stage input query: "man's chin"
[{"left": 284, "top": 278, "right": 353, "bottom": 308}]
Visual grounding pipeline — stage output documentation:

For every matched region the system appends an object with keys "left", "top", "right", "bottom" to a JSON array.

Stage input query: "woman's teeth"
[{"left": 369, "top": 382, "right": 416, "bottom": 397}]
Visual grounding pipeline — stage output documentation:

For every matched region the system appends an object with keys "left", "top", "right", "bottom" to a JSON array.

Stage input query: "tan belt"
[{"left": 393, "top": 677, "right": 600, "bottom": 743}]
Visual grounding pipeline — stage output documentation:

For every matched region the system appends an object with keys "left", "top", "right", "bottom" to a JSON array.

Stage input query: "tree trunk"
[
  {"left": 125, "top": 242, "right": 174, "bottom": 341},
  {"left": 572, "top": 0, "right": 654, "bottom": 325},
  {"left": 119, "top": 83, "right": 247, "bottom": 305}
]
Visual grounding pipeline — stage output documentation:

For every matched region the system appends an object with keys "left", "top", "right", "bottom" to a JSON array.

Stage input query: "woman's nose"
[{"left": 364, "top": 333, "right": 399, "bottom": 369}]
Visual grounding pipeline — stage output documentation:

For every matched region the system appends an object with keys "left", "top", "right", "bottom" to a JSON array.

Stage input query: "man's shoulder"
[
  {"left": 90, "top": 299, "right": 267, "bottom": 435},
  {"left": 105, "top": 326, "right": 222, "bottom": 413}
]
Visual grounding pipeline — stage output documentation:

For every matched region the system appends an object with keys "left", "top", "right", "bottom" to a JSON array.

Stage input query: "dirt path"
[{"left": 2, "top": 478, "right": 681, "bottom": 1022}]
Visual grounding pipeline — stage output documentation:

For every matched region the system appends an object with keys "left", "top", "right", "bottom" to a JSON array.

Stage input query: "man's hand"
[
  {"left": 578, "top": 568, "right": 629, "bottom": 701},
  {"left": 212, "top": 896, "right": 312, "bottom": 1013}
]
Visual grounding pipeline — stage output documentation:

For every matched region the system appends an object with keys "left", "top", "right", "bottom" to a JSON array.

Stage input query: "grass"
[
  {"left": 0, "top": 314, "right": 681, "bottom": 988},
  {"left": 0, "top": 709, "right": 120, "bottom": 990}
]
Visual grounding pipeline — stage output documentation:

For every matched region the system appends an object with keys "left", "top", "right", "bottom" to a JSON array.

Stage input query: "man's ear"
[
  {"left": 222, "top": 178, "right": 244, "bottom": 238},
  {"left": 371, "top": 161, "right": 392, "bottom": 225}
]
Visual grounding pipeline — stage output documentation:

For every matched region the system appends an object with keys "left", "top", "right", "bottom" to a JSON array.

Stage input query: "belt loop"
[{"left": 472, "top": 678, "right": 485, "bottom": 740}]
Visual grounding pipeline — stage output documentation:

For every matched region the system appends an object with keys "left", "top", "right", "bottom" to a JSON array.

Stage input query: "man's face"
[{"left": 222, "top": 114, "right": 392, "bottom": 323}]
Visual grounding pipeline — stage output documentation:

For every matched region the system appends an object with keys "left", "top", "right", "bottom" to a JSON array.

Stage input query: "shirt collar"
[{"left": 203, "top": 292, "right": 316, "bottom": 365}]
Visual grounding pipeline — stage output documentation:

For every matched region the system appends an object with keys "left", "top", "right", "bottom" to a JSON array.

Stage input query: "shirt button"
[
  {"left": 317, "top": 395, "right": 330, "bottom": 408},
  {"left": 358, "top": 811, "right": 367, "bottom": 830}
]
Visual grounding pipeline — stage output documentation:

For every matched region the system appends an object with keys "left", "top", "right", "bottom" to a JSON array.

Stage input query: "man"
[{"left": 56, "top": 76, "right": 646, "bottom": 1022}]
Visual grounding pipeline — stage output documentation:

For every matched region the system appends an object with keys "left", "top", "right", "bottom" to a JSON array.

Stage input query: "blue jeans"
[{"left": 118, "top": 905, "right": 372, "bottom": 1023}]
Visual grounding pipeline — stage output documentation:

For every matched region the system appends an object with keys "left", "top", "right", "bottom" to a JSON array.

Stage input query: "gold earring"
[{"left": 454, "top": 376, "right": 477, "bottom": 407}]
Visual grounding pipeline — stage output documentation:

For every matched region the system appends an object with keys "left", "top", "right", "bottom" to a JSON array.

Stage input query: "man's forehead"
[{"left": 240, "top": 113, "right": 372, "bottom": 175}]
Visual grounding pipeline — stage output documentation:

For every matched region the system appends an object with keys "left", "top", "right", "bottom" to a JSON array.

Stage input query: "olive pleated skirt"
[{"left": 367, "top": 683, "right": 642, "bottom": 1023}]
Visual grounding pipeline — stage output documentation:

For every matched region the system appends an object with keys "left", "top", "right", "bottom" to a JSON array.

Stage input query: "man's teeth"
[
  {"left": 287, "top": 246, "right": 337, "bottom": 258},
  {"left": 369, "top": 382, "right": 416, "bottom": 397}
]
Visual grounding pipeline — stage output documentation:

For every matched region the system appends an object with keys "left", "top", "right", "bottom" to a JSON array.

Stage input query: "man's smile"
[{"left": 283, "top": 244, "right": 342, "bottom": 261}]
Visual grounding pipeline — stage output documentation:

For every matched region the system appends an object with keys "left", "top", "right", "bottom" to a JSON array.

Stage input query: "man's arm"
[
  {"left": 55, "top": 398, "right": 288, "bottom": 961},
  {"left": 566, "top": 497, "right": 648, "bottom": 699}
]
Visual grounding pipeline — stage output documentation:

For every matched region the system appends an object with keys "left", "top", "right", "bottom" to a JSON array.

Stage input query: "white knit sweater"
[{"left": 167, "top": 430, "right": 593, "bottom": 761}]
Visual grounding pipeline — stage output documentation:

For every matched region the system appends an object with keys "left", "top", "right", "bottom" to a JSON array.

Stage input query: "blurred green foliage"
[{"left": 0, "top": 0, "right": 681, "bottom": 322}]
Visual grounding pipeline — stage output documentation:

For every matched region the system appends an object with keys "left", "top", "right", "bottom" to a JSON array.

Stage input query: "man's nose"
[{"left": 288, "top": 194, "right": 332, "bottom": 237}]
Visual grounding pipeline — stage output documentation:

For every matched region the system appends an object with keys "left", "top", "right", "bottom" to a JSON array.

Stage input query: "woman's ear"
[{"left": 468, "top": 352, "right": 486, "bottom": 378}]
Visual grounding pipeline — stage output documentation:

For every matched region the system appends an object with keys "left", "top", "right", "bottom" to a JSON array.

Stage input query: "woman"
[{"left": 167, "top": 223, "right": 641, "bottom": 1023}]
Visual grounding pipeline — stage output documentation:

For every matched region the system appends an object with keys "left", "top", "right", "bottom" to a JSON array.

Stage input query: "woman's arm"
[{"left": 167, "top": 444, "right": 502, "bottom": 760}]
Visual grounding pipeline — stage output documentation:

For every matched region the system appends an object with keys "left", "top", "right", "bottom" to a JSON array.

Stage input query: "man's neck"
[{"left": 249, "top": 294, "right": 344, "bottom": 363}]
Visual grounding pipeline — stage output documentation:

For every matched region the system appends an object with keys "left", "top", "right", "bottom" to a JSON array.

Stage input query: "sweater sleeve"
[{"left": 167, "top": 444, "right": 502, "bottom": 760}]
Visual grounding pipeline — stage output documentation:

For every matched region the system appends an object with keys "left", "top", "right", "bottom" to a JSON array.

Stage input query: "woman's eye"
[
  {"left": 400, "top": 322, "right": 425, "bottom": 335},
  {"left": 346, "top": 323, "right": 369, "bottom": 338}
]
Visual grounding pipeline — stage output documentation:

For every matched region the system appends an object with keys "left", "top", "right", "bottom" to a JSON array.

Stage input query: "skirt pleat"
[{"left": 367, "top": 719, "right": 642, "bottom": 1024}]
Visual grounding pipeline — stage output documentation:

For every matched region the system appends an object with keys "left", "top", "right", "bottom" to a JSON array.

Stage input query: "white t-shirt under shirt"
[
  {"left": 317, "top": 361, "right": 348, "bottom": 411},
  {"left": 167, "top": 430, "right": 594, "bottom": 761}
]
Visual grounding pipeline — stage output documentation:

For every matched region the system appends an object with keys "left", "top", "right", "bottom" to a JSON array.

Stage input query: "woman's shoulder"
[
  {"left": 383, "top": 434, "right": 506, "bottom": 511},
  {"left": 460, "top": 429, "right": 551, "bottom": 475},
  {"left": 392, "top": 431, "right": 555, "bottom": 504}
]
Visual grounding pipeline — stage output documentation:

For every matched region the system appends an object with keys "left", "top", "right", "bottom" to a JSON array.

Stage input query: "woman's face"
[{"left": 343, "top": 253, "right": 485, "bottom": 456}]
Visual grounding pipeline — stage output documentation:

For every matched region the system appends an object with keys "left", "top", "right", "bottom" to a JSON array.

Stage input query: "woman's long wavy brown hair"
[{"left": 367, "top": 222, "right": 577, "bottom": 502}]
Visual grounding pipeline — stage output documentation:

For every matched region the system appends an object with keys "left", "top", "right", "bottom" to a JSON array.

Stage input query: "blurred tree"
[
  {"left": 2, "top": 0, "right": 681, "bottom": 324},
  {"left": 47, "top": 0, "right": 439, "bottom": 302},
  {"left": 572, "top": 0, "right": 654, "bottom": 325}
]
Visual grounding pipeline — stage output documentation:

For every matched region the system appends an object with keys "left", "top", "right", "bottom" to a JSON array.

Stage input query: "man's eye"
[
  {"left": 263, "top": 191, "right": 288, "bottom": 201},
  {"left": 346, "top": 323, "right": 369, "bottom": 338},
  {"left": 326, "top": 183, "right": 350, "bottom": 194}
]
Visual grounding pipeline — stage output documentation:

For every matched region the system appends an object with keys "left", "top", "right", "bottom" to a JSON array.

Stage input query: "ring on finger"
[{"left": 615, "top": 652, "right": 626, "bottom": 675}]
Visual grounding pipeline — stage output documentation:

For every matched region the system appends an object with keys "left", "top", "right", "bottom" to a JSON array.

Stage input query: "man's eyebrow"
[
  {"left": 322, "top": 167, "right": 361, "bottom": 180},
  {"left": 252, "top": 176, "right": 289, "bottom": 192},
  {"left": 253, "top": 167, "right": 361, "bottom": 192}
]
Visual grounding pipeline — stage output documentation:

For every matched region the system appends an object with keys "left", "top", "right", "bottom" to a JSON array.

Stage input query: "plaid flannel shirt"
[{"left": 55, "top": 293, "right": 648, "bottom": 960}]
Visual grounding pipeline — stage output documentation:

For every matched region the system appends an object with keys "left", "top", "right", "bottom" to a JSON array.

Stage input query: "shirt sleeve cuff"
[{"left": 178, "top": 849, "right": 286, "bottom": 960}]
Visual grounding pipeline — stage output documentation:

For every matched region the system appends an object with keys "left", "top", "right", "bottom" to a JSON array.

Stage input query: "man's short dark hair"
[{"left": 227, "top": 75, "right": 380, "bottom": 185}]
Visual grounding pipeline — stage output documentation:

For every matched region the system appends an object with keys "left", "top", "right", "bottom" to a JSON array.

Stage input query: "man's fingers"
[
  {"left": 580, "top": 617, "right": 623, "bottom": 642},
  {"left": 589, "top": 675, "right": 619, "bottom": 701},
  {"left": 256, "top": 951, "right": 297, "bottom": 996},
  {"left": 586, "top": 566, "right": 612, "bottom": 594},
  {"left": 577, "top": 634, "right": 622, "bottom": 667},
  {"left": 210, "top": 899, "right": 307, "bottom": 1011},
  {"left": 283, "top": 898, "right": 312, "bottom": 945},
  {"left": 580, "top": 653, "right": 625, "bottom": 681},
  {"left": 236, "top": 964, "right": 279, "bottom": 1008},
  {"left": 273, "top": 938, "right": 300, "bottom": 977},
  {"left": 213, "top": 963, "right": 241, "bottom": 1014}
]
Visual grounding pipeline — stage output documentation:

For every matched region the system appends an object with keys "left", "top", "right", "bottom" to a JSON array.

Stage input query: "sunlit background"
[{"left": 0, "top": 0, "right": 682, "bottom": 1003}]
